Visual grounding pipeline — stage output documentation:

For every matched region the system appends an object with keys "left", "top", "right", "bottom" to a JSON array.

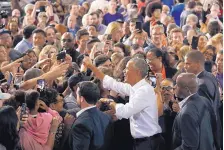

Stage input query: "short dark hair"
[
  {"left": 39, "top": 88, "right": 58, "bottom": 106},
  {"left": 3, "top": 96, "right": 20, "bottom": 110},
  {"left": 89, "top": 12, "right": 99, "bottom": 18},
  {"left": 23, "top": 25, "right": 36, "bottom": 39},
  {"left": 25, "top": 90, "right": 40, "bottom": 110},
  {"left": 94, "top": 54, "right": 110, "bottom": 67},
  {"left": 207, "top": 21, "right": 221, "bottom": 37},
  {"left": 32, "top": 29, "right": 46, "bottom": 37},
  {"left": 68, "top": 72, "right": 91, "bottom": 91},
  {"left": 76, "top": 29, "right": 89, "bottom": 40},
  {"left": 186, "top": 51, "right": 205, "bottom": 66},
  {"left": 205, "top": 45, "right": 216, "bottom": 52},
  {"left": 187, "top": 1, "right": 196, "bottom": 9},
  {"left": 77, "top": 81, "right": 100, "bottom": 104}
]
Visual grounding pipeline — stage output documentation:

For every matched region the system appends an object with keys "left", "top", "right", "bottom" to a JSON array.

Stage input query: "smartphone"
[
  {"left": 149, "top": 75, "right": 156, "bottom": 88},
  {"left": 191, "top": 36, "right": 199, "bottom": 50},
  {"left": 107, "top": 34, "right": 112, "bottom": 40},
  {"left": 56, "top": 51, "right": 66, "bottom": 62},
  {"left": 7, "top": 72, "right": 13, "bottom": 85},
  {"left": 135, "top": 22, "right": 142, "bottom": 31},
  {"left": 20, "top": 103, "right": 27, "bottom": 120},
  {"left": 37, "top": 79, "right": 45, "bottom": 91}
]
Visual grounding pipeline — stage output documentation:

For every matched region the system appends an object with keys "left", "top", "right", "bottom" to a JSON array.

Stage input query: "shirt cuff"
[{"left": 115, "top": 103, "right": 124, "bottom": 120}]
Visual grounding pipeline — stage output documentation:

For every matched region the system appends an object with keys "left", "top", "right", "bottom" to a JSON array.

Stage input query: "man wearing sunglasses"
[{"left": 61, "top": 32, "right": 80, "bottom": 62}]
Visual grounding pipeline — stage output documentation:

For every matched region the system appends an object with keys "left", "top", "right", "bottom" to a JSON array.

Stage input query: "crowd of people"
[{"left": 0, "top": 0, "right": 223, "bottom": 149}]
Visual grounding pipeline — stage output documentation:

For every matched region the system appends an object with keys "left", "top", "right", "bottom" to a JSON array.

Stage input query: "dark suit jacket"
[
  {"left": 172, "top": 93, "right": 216, "bottom": 150},
  {"left": 66, "top": 107, "right": 113, "bottom": 150},
  {"left": 197, "top": 71, "right": 220, "bottom": 115},
  {"left": 197, "top": 71, "right": 222, "bottom": 148}
]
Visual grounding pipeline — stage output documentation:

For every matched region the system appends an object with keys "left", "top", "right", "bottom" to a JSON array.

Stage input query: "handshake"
[{"left": 97, "top": 98, "right": 117, "bottom": 121}]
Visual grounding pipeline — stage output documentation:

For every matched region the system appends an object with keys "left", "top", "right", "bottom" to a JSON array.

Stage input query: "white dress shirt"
[
  {"left": 103, "top": 75, "right": 161, "bottom": 138},
  {"left": 76, "top": 106, "right": 96, "bottom": 117}
]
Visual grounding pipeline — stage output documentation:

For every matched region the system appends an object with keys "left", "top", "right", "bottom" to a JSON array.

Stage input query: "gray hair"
[
  {"left": 187, "top": 14, "right": 198, "bottom": 23},
  {"left": 130, "top": 57, "right": 149, "bottom": 78},
  {"left": 23, "top": 68, "right": 43, "bottom": 81}
]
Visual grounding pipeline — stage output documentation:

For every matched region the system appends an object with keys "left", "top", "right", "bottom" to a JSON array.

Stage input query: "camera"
[{"left": 0, "top": 10, "right": 8, "bottom": 19}]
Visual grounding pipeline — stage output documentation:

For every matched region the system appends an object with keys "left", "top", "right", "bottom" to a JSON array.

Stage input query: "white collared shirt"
[
  {"left": 178, "top": 93, "right": 196, "bottom": 108},
  {"left": 103, "top": 75, "right": 162, "bottom": 138},
  {"left": 76, "top": 106, "right": 96, "bottom": 117}
]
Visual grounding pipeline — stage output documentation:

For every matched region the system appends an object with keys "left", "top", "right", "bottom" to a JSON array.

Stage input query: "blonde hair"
[
  {"left": 178, "top": 45, "right": 191, "bottom": 61},
  {"left": 39, "top": 45, "right": 58, "bottom": 60},
  {"left": 208, "top": 33, "right": 223, "bottom": 53},
  {"left": 111, "top": 52, "right": 124, "bottom": 64},
  {"left": 24, "top": 4, "right": 34, "bottom": 14},
  {"left": 105, "top": 22, "right": 121, "bottom": 34}
]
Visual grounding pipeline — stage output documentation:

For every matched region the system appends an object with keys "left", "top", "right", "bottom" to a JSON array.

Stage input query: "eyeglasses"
[
  {"left": 161, "top": 86, "right": 174, "bottom": 91},
  {"left": 204, "top": 52, "right": 214, "bottom": 57},
  {"left": 62, "top": 39, "right": 72, "bottom": 42},
  {"left": 146, "top": 57, "right": 157, "bottom": 63}
]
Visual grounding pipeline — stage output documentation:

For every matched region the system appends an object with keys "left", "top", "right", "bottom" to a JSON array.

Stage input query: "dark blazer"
[
  {"left": 66, "top": 49, "right": 80, "bottom": 63},
  {"left": 197, "top": 71, "right": 221, "bottom": 115},
  {"left": 66, "top": 107, "right": 113, "bottom": 150},
  {"left": 172, "top": 93, "right": 216, "bottom": 150},
  {"left": 197, "top": 70, "right": 222, "bottom": 148},
  {"left": 165, "top": 66, "right": 177, "bottom": 79}
]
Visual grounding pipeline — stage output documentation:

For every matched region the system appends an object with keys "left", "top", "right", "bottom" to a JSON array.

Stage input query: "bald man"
[
  {"left": 61, "top": 32, "right": 80, "bottom": 62},
  {"left": 172, "top": 73, "right": 219, "bottom": 150}
]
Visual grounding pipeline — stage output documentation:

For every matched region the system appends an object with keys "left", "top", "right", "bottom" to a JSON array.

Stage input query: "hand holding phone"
[
  {"left": 191, "top": 36, "right": 199, "bottom": 50},
  {"left": 37, "top": 79, "right": 45, "bottom": 91},
  {"left": 135, "top": 22, "right": 142, "bottom": 31},
  {"left": 20, "top": 103, "right": 27, "bottom": 120}
]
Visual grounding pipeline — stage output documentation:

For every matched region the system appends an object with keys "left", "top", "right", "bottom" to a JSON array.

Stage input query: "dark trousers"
[{"left": 133, "top": 134, "right": 165, "bottom": 150}]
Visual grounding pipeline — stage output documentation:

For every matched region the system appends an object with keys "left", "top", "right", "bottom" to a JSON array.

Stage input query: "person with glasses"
[
  {"left": 146, "top": 48, "right": 177, "bottom": 80},
  {"left": 61, "top": 32, "right": 80, "bottom": 62},
  {"left": 145, "top": 25, "right": 167, "bottom": 53},
  {"left": 203, "top": 45, "right": 216, "bottom": 62},
  {"left": 158, "top": 78, "right": 177, "bottom": 150}
]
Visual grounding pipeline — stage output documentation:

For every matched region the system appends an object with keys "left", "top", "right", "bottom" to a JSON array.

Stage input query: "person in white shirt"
[{"left": 82, "top": 56, "right": 165, "bottom": 150}]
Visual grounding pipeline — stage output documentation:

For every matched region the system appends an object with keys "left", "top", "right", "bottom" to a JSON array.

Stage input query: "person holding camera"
[
  {"left": 82, "top": 56, "right": 164, "bottom": 150},
  {"left": 19, "top": 90, "right": 62, "bottom": 150}
]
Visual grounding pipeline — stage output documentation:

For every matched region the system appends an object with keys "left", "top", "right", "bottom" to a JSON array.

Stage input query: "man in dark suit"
[
  {"left": 172, "top": 73, "right": 218, "bottom": 150},
  {"left": 185, "top": 51, "right": 222, "bottom": 148},
  {"left": 65, "top": 81, "right": 113, "bottom": 150}
]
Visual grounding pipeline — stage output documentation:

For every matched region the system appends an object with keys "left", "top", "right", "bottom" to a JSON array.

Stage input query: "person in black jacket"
[
  {"left": 146, "top": 48, "right": 177, "bottom": 79},
  {"left": 65, "top": 81, "right": 113, "bottom": 150},
  {"left": 172, "top": 73, "right": 219, "bottom": 150},
  {"left": 184, "top": 51, "right": 222, "bottom": 148}
]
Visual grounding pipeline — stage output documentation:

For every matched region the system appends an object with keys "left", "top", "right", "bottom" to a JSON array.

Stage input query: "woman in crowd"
[
  {"left": 203, "top": 45, "right": 216, "bottom": 62},
  {"left": 0, "top": 106, "right": 20, "bottom": 150}
]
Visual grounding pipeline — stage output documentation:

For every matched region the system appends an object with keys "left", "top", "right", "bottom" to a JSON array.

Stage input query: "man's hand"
[
  {"left": 50, "top": 116, "right": 62, "bottom": 132},
  {"left": 82, "top": 56, "right": 93, "bottom": 68}
]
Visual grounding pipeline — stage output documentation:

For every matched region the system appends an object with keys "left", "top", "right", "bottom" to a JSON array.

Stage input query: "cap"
[{"left": 116, "top": 19, "right": 124, "bottom": 23}]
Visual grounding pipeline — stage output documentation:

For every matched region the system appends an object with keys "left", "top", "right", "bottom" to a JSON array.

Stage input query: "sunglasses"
[
  {"left": 62, "top": 39, "right": 72, "bottom": 42},
  {"left": 161, "top": 86, "right": 173, "bottom": 91}
]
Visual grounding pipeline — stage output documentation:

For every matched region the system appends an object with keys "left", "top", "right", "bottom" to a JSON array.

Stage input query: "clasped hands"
[{"left": 97, "top": 98, "right": 118, "bottom": 121}]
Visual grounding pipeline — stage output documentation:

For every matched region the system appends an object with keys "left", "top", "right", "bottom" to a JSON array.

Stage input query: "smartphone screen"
[
  {"left": 191, "top": 36, "right": 199, "bottom": 50},
  {"left": 7, "top": 72, "right": 13, "bottom": 85},
  {"left": 20, "top": 103, "right": 27, "bottom": 120},
  {"left": 149, "top": 76, "right": 156, "bottom": 88},
  {"left": 135, "top": 22, "right": 142, "bottom": 31},
  {"left": 37, "top": 79, "right": 45, "bottom": 91}
]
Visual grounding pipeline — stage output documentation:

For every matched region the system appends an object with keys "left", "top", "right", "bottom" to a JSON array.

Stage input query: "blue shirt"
[
  {"left": 171, "top": 3, "right": 185, "bottom": 26},
  {"left": 68, "top": 27, "right": 80, "bottom": 37},
  {"left": 14, "top": 38, "right": 33, "bottom": 54},
  {"left": 103, "top": 12, "right": 123, "bottom": 26},
  {"left": 162, "top": 0, "right": 174, "bottom": 9}
]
